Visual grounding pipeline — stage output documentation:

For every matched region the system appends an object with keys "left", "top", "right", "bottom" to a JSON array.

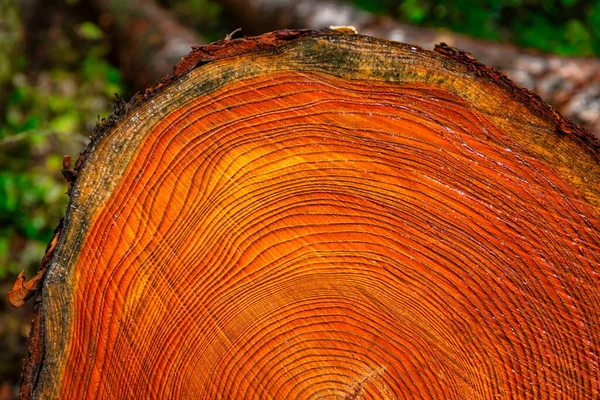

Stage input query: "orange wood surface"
[
  {"left": 16, "top": 30, "right": 600, "bottom": 400},
  {"left": 53, "top": 71, "right": 600, "bottom": 398}
]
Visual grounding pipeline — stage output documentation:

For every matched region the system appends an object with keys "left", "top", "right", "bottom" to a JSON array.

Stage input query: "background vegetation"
[
  {"left": 355, "top": 0, "right": 600, "bottom": 56},
  {"left": 0, "top": 0, "right": 598, "bottom": 397}
]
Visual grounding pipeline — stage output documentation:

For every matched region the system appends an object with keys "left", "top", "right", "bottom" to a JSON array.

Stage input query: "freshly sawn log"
[{"left": 12, "top": 29, "right": 600, "bottom": 399}]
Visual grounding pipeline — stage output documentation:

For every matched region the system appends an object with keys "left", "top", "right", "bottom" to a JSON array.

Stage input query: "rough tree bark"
[
  {"left": 218, "top": 0, "right": 600, "bottom": 138},
  {"left": 10, "top": 29, "right": 600, "bottom": 399}
]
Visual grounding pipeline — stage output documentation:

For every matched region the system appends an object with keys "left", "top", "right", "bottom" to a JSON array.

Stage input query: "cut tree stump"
[{"left": 12, "top": 29, "right": 600, "bottom": 399}]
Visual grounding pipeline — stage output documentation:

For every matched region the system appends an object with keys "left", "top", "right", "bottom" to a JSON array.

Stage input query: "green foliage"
[
  {"left": 0, "top": 171, "right": 63, "bottom": 279},
  {"left": 354, "top": 0, "right": 389, "bottom": 14},
  {"left": 76, "top": 21, "right": 104, "bottom": 40},
  {"left": 0, "top": 0, "right": 21, "bottom": 86},
  {"left": 354, "top": 0, "right": 600, "bottom": 57},
  {"left": 0, "top": 1, "right": 125, "bottom": 278},
  {"left": 164, "top": 0, "right": 233, "bottom": 42}
]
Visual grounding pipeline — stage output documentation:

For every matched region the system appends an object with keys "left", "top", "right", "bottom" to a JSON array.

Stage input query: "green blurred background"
[
  {"left": 0, "top": 0, "right": 598, "bottom": 397},
  {"left": 360, "top": 0, "right": 600, "bottom": 55}
]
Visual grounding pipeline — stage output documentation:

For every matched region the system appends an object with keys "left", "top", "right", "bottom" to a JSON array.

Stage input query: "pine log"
[
  {"left": 218, "top": 0, "right": 600, "bottom": 138},
  {"left": 13, "top": 29, "right": 600, "bottom": 399}
]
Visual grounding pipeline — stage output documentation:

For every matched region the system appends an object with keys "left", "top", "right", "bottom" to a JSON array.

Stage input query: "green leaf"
[
  {"left": 399, "top": 0, "right": 429, "bottom": 23},
  {"left": 564, "top": 19, "right": 593, "bottom": 55},
  {"left": 76, "top": 22, "right": 103, "bottom": 40},
  {"left": 50, "top": 112, "right": 79, "bottom": 134}
]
